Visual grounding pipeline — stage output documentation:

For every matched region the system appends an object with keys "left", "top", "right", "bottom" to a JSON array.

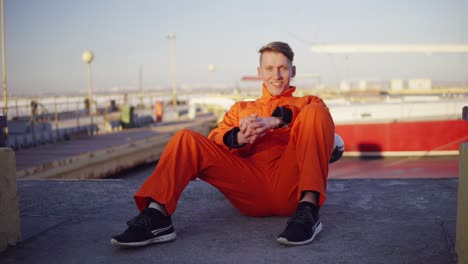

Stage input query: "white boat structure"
[{"left": 328, "top": 95, "right": 467, "bottom": 157}]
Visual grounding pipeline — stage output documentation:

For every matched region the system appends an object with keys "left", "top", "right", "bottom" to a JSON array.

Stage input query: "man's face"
[{"left": 257, "top": 51, "right": 296, "bottom": 96}]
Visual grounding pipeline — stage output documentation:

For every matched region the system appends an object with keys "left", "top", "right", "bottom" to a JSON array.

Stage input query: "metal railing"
[{"left": 3, "top": 96, "right": 160, "bottom": 150}]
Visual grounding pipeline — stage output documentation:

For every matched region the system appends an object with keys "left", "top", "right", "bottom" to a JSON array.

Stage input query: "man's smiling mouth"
[{"left": 271, "top": 82, "right": 283, "bottom": 87}]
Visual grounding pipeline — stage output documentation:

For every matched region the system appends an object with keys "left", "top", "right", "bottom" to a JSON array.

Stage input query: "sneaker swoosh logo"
[
  {"left": 151, "top": 225, "right": 173, "bottom": 236},
  {"left": 314, "top": 221, "right": 321, "bottom": 229}
]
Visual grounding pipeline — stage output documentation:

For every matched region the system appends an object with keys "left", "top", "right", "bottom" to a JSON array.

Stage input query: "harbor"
[
  {"left": 1, "top": 0, "right": 468, "bottom": 263},
  {"left": 1, "top": 88, "right": 467, "bottom": 156}
]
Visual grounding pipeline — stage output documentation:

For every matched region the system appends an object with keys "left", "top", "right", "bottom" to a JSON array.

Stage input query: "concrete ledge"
[
  {"left": 457, "top": 142, "right": 468, "bottom": 263},
  {"left": 16, "top": 117, "right": 214, "bottom": 180},
  {"left": 0, "top": 148, "right": 21, "bottom": 252}
]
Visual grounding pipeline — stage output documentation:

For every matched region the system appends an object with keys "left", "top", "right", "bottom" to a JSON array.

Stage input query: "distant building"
[
  {"left": 408, "top": 79, "right": 432, "bottom": 90},
  {"left": 340, "top": 80, "right": 351, "bottom": 91},
  {"left": 358, "top": 80, "right": 367, "bottom": 91},
  {"left": 391, "top": 79, "right": 405, "bottom": 91}
]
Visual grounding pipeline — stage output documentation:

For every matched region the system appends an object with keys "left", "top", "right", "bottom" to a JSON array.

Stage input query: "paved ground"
[
  {"left": 0, "top": 157, "right": 459, "bottom": 264},
  {"left": 329, "top": 156, "right": 458, "bottom": 179}
]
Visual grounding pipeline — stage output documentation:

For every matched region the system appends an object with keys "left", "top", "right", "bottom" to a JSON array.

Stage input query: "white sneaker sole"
[
  {"left": 111, "top": 232, "right": 176, "bottom": 248},
  {"left": 276, "top": 222, "right": 323, "bottom": 246}
]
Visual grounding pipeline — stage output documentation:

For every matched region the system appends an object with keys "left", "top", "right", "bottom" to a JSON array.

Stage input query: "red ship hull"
[{"left": 335, "top": 119, "right": 468, "bottom": 156}]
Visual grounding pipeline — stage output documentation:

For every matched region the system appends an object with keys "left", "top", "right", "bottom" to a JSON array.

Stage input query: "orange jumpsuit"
[{"left": 134, "top": 85, "right": 335, "bottom": 217}]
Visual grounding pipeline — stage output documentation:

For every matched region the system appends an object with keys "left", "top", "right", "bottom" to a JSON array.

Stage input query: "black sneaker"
[
  {"left": 277, "top": 202, "right": 322, "bottom": 246},
  {"left": 111, "top": 208, "right": 176, "bottom": 247}
]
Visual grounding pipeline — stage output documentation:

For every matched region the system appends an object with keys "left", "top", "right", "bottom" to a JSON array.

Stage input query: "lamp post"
[
  {"left": 1, "top": 0, "right": 8, "bottom": 139},
  {"left": 82, "top": 50, "right": 94, "bottom": 135},
  {"left": 0, "top": 0, "right": 8, "bottom": 147},
  {"left": 166, "top": 33, "right": 177, "bottom": 109},
  {"left": 208, "top": 64, "right": 216, "bottom": 93}
]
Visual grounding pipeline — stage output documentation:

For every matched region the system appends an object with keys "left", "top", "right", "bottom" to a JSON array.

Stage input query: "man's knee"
[
  {"left": 298, "top": 103, "right": 330, "bottom": 121},
  {"left": 294, "top": 104, "right": 334, "bottom": 132},
  {"left": 170, "top": 129, "right": 214, "bottom": 156},
  {"left": 167, "top": 129, "right": 201, "bottom": 152},
  {"left": 173, "top": 129, "right": 202, "bottom": 142}
]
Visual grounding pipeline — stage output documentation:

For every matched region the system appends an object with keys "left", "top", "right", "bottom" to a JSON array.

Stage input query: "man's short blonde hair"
[{"left": 259, "top": 41, "right": 294, "bottom": 64}]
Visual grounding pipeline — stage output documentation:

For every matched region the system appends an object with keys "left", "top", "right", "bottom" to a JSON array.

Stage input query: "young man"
[{"left": 111, "top": 41, "right": 335, "bottom": 247}]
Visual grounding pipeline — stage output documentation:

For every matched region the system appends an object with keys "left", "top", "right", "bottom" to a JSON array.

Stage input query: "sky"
[{"left": 3, "top": 0, "right": 468, "bottom": 95}]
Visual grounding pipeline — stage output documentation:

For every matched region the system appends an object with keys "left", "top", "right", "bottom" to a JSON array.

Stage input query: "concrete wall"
[
  {"left": 457, "top": 143, "right": 468, "bottom": 263},
  {"left": 0, "top": 148, "right": 21, "bottom": 252}
]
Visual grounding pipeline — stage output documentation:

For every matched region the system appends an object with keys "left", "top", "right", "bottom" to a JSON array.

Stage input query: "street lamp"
[
  {"left": 166, "top": 33, "right": 177, "bottom": 109},
  {"left": 1, "top": 0, "right": 8, "bottom": 136},
  {"left": 208, "top": 64, "right": 216, "bottom": 93},
  {"left": 82, "top": 50, "right": 94, "bottom": 135}
]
